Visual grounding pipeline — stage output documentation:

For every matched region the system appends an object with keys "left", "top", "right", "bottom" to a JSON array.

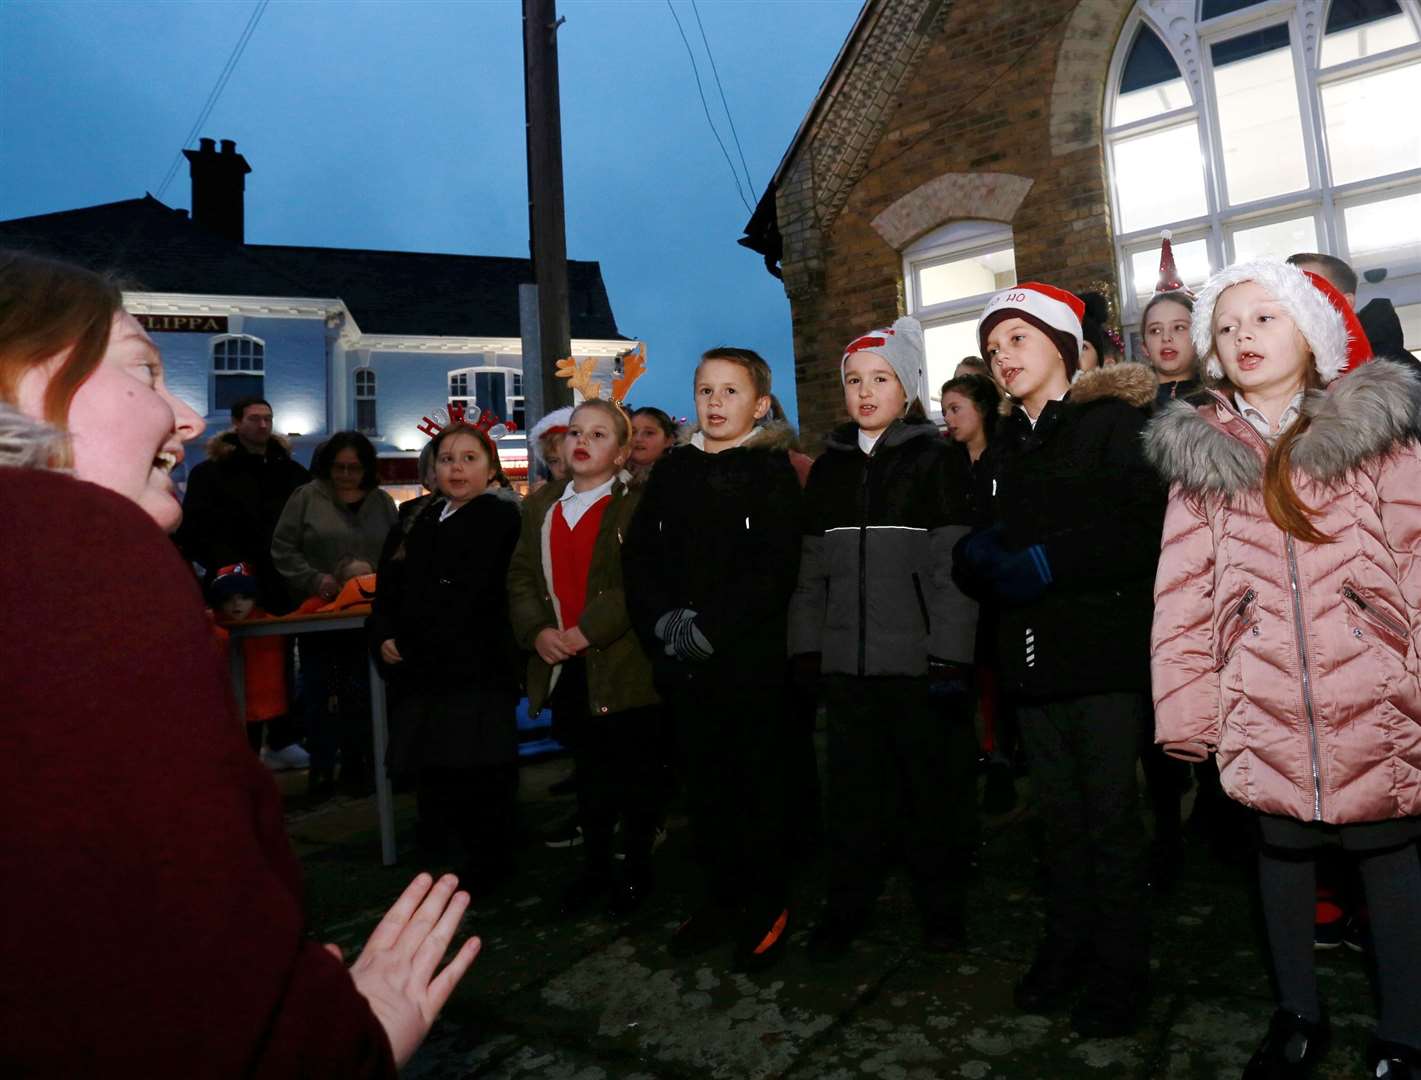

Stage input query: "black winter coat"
[
  {"left": 178, "top": 433, "right": 309, "bottom": 613},
  {"left": 368, "top": 492, "right": 521, "bottom": 687},
  {"left": 789, "top": 419, "right": 978, "bottom": 676},
  {"left": 983, "top": 364, "right": 1166, "bottom": 700},
  {"left": 622, "top": 423, "right": 802, "bottom": 687}
]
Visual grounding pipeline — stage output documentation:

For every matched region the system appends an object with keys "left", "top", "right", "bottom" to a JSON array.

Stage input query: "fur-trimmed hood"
[
  {"left": 822, "top": 415, "right": 939, "bottom": 453},
  {"left": 1000, "top": 361, "right": 1157, "bottom": 416},
  {"left": 676, "top": 418, "right": 798, "bottom": 452},
  {"left": 0, "top": 401, "right": 66, "bottom": 470},
  {"left": 1144, "top": 358, "right": 1421, "bottom": 495},
  {"left": 206, "top": 429, "right": 294, "bottom": 463}
]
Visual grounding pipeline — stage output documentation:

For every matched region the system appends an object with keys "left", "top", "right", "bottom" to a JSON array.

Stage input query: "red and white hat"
[
  {"left": 1190, "top": 260, "right": 1372, "bottom": 384},
  {"left": 977, "top": 283, "right": 1086, "bottom": 377},
  {"left": 841, "top": 316, "right": 929, "bottom": 413}
]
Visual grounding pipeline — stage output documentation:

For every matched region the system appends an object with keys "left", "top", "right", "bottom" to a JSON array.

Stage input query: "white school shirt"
[
  {"left": 557, "top": 475, "right": 617, "bottom": 530},
  {"left": 1235, "top": 391, "right": 1305, "bottom": 443}
]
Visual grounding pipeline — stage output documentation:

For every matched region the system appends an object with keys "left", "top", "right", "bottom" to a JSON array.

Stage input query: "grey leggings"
[{"left": 1259, "top": 841, "right": 1421, "bottom": 1047}]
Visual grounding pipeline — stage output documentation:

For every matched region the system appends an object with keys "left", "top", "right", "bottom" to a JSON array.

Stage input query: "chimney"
[{"left": 182, "top": 137, "right": 252, "bottom": 244}]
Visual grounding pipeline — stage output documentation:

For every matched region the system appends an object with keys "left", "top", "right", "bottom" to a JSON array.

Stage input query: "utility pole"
[{"left": 523, "top": 0, "right": 572, "bottom": 419}]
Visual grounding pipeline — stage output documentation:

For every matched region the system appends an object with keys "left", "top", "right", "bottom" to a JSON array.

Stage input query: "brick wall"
[{"left": 779, "top": 0, "right": 1133, "bottom": 446}]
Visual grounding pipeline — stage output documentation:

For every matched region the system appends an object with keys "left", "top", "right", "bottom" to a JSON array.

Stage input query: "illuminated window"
[
  {"left": 354, "top": 367, "right": 377, "bottom": 434},
  {"left": 211, "top": 335, "right": 264, "bottom": 413},
  {"left": 448, "top": 365, "right": 523, "bottom": 431},
  {"left": 902, "top": 220, "right": 1016, "bottom": 413},
  {"left": 1105, "top": 1, "right": 1421, "bottom": 352}
]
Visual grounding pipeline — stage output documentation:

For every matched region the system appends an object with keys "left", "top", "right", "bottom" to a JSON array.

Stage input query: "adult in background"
[
  {"left": 0, "top": 249, "right": 477, "bottom": 1076},
  {"left": 179, "top": 395, "right": 311, "bottom": 768},
  {"left": 272, "top": 431, "right": 398, "bottom": 799}
]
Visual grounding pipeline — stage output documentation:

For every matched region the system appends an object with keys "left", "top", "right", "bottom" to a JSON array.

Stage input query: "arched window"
[
  {"left": 211, "top": 334, "right": 264, "bottom": 413},
  {"left": 902, "top": 220, "right": 1017, "bottom": 413},
  {"left": 354, "top": 367, "right": 377, "bottom": 434},
  {"left": 1105, "top": 0, "right": 1421, "bottom": 356}
]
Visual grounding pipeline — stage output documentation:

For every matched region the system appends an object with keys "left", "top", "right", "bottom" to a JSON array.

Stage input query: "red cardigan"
[{"left": 0, "top": 468, "right": 395, "bottom": 1078}]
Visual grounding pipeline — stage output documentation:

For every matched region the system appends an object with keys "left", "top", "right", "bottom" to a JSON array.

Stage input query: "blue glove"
[{"left": 954, "top": 526, "right": 1052, "bottom": 606}]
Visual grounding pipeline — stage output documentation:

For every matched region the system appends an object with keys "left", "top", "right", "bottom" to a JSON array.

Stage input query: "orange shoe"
[{"left": 733, "top": 906, "right": 789, "bottom": 972}]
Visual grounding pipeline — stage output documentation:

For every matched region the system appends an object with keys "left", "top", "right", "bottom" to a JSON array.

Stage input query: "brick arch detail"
[
  {"left": 1049, "top": 0, "right": 1136, "bottom": 156},
  {"left": 870, "top": 172, "right": 1035, "bottom": 251}
]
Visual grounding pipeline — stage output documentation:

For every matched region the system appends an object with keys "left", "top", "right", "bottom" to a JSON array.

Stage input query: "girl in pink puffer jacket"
[{"left": 1146, "top": 260, "right": 1421, "bottom": 1080}]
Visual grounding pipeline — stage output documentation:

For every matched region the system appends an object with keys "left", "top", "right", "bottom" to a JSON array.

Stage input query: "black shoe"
[
  {"left": 921, "top": 912, "right": 967, "bottom": 954},
  {"left": 807, "top": 909, "right": 871, "bottom": 963},
  {"left": 541, "top": 815, "right": 584, "bottom": 849},
  {"left": 559, "top": 872, "right": 614, "bottom": 917},
  {"left": 1014, "top": 942, "right": 1088, "bottom": 1013},
  {"left": 455, "top": 858, "right": 514, "bottom": 900},
  {"left": 606, "top": 875, "right": 653, "bottom": 919},
  {"left": 1368, "top": 1037, "right": 1421, "bottom": 1079},
  {"left": 982, "top": 763, "right": 1018, "bottom": 815},
  {"left": 305, "top": 767, "right": 336, "bottom": 805},
  {"left": 1342, "top": 913, "right": 1370, "bottom": 954},
  {"left": 1070, "top": 982, "right": 1146, "bottom": 1038},
  {"left": 548, "top": 773, "right": 577, "bottom": 797},
  {"left": 732, "top": 905, "right": 790, "bottom": 972},
  {"left": 1149, "top": 843, "right": 1180, "bottom": 895},
  {"left": 1242, "top": 1009, "right": 1330, "bottom": 1079},
  {"left": 669, "top": 904, "right": 730, "bottom": 958}
]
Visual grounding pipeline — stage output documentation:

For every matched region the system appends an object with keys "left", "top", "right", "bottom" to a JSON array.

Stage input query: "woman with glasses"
[{"left": 273, "top": 431, "right": 398, "bottom": 799}]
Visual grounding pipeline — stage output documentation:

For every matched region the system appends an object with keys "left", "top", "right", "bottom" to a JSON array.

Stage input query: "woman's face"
[
  {"left": 435, "top": 432, "right": 493, "bottom": 507},
  {"left": 940, "top": 391, "right": 984, "bottom": 446},
  {"left": 330, "top": 447, "right": 366, "bottom": 498},
  {"left": 16, "top": 311, "right": 204, "bottom": 532},
  {"left": 629, "top": 415, "right": 673, "bottom": 468}
]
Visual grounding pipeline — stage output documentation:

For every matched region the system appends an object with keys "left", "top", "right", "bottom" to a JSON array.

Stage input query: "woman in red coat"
[{"left": 0, "top": 249, "right": 479, "bottom": 1076}]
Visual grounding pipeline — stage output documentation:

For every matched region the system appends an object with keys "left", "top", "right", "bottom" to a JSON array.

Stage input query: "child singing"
[
  {"left": 789, "top": 317, "right": 979, "bottom": 958},
  {"left": 1147, "top": 260, "right": 1421, "bottom": 1079},
  {"left": 507, "top": 399, "right": 663, "bottom": 919}
]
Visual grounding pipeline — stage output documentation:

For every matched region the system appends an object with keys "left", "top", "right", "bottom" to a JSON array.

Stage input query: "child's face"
[
  {"left": 629, "top": 416, "right": 673, "bottom": 468},
  {"left": 694, "top": 359, "right": 770, "bottom": 451},
  {"left": 540, "top": 434, "right": 568, "bottom": 481},
  {"left": 436, "top": 432, "right": 494, "bottom": 505},
  {"left": 940, "top": 391, "right": 984, "bottom": 446},
  {"left": 985, "top": 318, "right": 1066, "bottom": 403},
  {"left": 220, "top": 594, "right": 255, "bottom": 621},
  {"left": 843, "top": 351, "right": 907, "bottom": 434},
  {"left": 1144, "top": 299, "right": 1196, "bottom": 379},
  {"left": 564, "top": 406, "right": 628, "bottom": 481},
  {"left": 1078, "top": 340, "right": 1100, "bottom": 372},
  {"left": 1213, "top": 281, "right": 1311, "bottom": 398}
]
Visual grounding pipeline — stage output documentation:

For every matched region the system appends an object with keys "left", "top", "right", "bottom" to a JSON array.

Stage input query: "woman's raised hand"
[{"left": 345, "top": 872, "right": 481, "bottom": 1068}]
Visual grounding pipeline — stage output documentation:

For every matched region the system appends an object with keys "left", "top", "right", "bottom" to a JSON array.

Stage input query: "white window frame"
[
  {"left": 210, "top": 333, "right": 265, "bottom": 414},
  {"left": 448, "top": 365, "right": 523, "bottom": 430},
  {"left": 353, "top": 367, "right": 377, "bottom": 435},
  {"left": 902, "top": 220, "right": 1016, "bottom": 415},
  {"left": 1105, "top": 0, "right": 1421, "bottom": 349}
]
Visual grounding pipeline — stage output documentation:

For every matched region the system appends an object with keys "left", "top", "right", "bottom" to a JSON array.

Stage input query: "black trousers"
[
  {"left": 551, "top": 660, "right": 664, "bottom": 878},
  {"left": 823, "top": 675, "right": 977, "bottom": 924},
  {"left": 666, "top": 679, "right": 789, "bottom": 916},
  {"left": 416, "top": 764, "right": 518, "bottom": 870},
  {"left": 1016, "top": 691, "right": 1150, "bottom": 986}
]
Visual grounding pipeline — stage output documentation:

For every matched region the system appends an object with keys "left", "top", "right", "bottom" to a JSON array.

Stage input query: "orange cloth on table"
[
  {"left": 293, "top": 573, "right": 378, "bottom": 615},
  {"left": 210, "top": 610, "right": 288, "bottom": 723}
]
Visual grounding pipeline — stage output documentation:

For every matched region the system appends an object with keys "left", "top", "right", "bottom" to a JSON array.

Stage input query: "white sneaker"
[{"left": 262, "top": 744, "right": 311, "bottom": 771}]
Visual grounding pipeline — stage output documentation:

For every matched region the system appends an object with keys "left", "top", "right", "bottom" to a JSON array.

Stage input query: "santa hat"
[
  {"left": 210, "top": 562, "right": 258, "bottom": 601},
  {"left": 1156, "top": 230, "right": 1186, "bottom": 294},
  {"left": 527, "top": 406, "right": 574, "bottom": 460},
  {"left": 977, "top": 282, "right": 1086, "bottom": 378},
  {"left": 841, "top": 316, "right": 929, "bottom": 414},
  {"left": 1191, "top": 260, "right": 1373, "bottom": 384}
]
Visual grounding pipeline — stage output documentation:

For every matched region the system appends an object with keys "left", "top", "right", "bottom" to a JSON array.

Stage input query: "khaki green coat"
[{"left": 507, "top": 476, "right": 660, "bottom": 716}]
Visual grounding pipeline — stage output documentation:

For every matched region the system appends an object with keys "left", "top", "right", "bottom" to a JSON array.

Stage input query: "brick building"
[{"left": 741, "top": 0, "right": 1421, "bottom": 444}]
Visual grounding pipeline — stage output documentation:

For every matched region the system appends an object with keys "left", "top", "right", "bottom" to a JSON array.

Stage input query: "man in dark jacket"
[
  {"left": 179, "top": 396, "right": 310, "bottom": 765},
  {"left": 955, "top": 284, "right": 1167, "bottom": 1039}
]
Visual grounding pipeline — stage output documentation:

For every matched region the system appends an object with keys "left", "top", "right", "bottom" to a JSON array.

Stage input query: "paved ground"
[{"left": 280, "top": 749, "right": 1393, "bottom": 1080}]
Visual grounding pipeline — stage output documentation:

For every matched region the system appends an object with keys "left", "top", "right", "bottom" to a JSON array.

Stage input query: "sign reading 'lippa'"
[{"left": 134, "top": 313, "right": 229, "bottom": 333}]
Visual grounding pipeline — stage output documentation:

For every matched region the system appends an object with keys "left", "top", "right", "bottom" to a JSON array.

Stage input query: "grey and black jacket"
[{"left": 789, "top": 418, "right": 978, "bottom": 677}]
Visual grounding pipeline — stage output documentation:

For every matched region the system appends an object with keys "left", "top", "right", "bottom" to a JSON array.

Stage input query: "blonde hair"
[{"left": 570, "top": 397, "right": 631, "bottom": 446}]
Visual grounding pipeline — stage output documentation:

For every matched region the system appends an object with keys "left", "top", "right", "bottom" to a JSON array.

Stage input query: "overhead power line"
[
  {"left": 155, "top": 0, "right": 269, "bottom": 200},
  {"left": 689, "top": 0, "right": 755, "bottom": 198},
  {"left": 665, "top": 0, "right": 753, "bottom": 215}
]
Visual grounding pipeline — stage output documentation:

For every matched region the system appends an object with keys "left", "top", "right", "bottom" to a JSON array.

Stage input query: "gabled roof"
[{"left": 0, "top": 196, "right": 625, "bottom": 340}]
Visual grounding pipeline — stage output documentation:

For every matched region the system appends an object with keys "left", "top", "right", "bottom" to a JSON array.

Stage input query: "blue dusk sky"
[{"left": 0, "top": 0, "right": 865, "bottom": 424}]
